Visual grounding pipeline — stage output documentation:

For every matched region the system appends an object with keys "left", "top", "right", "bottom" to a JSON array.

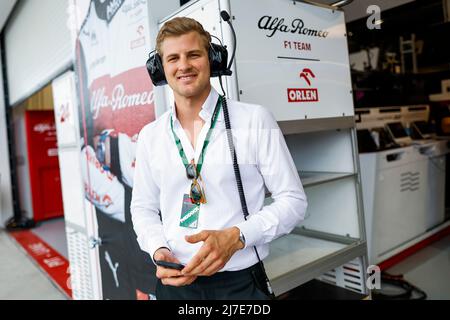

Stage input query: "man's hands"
[
  {"left": 154, "top": 248, "right": 197, "bottom": 287},
  {"left": 154, "top": 227, "right": 244, "bottom": 287},
  {"left": 181, "top": 227, "right": 244, "bottom": 277}
]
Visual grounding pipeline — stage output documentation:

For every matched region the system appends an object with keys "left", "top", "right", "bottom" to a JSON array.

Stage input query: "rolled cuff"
[
  {"left": 235, "top": 219, "right": 262, "bottom": 249},
  {"left": 147, "top": 237, "right": 170, "bottom": 265}
]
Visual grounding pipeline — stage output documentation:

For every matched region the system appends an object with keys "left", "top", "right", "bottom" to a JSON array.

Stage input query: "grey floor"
[
  {"left": 385, "top": 234, "right": 450, "bottom": 300},
  {"left": 0, "top": 229, "right": 67, "bottom": 300},
  {"left": 0, "top": 220, "right": 449, "bottom": 299},
  {"left": 33, "top": 218, "right": 68, "bottom": 259}
]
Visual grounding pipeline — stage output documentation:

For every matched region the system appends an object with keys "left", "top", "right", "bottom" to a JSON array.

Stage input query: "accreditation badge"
[{"left": 179, "top": 194, "right": 200, "bottom": 229}]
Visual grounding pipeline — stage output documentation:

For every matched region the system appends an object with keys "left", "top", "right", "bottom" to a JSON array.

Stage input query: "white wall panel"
[{"left": 5, "top": 0, "right": 72, "bottom": 105}]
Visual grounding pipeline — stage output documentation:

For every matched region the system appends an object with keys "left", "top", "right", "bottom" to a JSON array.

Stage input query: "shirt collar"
[{"left": 170, "top": 87, "right": 219, "bottom": 126}]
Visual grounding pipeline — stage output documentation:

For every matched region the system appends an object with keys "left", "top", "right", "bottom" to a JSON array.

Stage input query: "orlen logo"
[{"left": 287, "top": 68, "right": 319, "bottom": 102}]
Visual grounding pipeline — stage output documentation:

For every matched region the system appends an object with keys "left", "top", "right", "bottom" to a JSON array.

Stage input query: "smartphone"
[{"left": 155, "top": 260, "right": 185, "bottom": 271}]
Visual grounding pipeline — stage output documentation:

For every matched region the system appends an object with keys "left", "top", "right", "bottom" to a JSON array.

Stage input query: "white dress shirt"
[{"left": 131, "top": 87, "right": 307, "bottom": 272}]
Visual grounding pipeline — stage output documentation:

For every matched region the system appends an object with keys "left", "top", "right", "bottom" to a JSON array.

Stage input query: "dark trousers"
[{"left": 156, "top": 264, "right": 270, "bottom": 300}]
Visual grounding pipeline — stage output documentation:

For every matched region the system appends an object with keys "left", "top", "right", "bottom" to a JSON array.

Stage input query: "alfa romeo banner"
[{"left": 73, "top": 0, "right": 157, "bottom": 300}]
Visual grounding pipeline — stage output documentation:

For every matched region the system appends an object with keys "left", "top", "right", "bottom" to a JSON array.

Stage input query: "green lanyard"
[{"left": 170, "top": 96, "right": 222, "bottom": 175}]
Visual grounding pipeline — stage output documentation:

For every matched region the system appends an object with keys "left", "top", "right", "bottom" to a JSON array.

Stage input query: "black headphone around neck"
[{"left": 146, "top": 38, "right": 232, "bottom": 87}]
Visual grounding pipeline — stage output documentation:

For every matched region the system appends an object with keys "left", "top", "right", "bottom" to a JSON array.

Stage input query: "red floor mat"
[{"left": 9, "top": 229, "right": 72, "bottom": 298}]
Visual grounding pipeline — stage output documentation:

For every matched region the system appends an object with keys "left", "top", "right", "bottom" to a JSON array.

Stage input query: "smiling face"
[{"left": 160, "top": 31, "right": 211, "bottom": 101}]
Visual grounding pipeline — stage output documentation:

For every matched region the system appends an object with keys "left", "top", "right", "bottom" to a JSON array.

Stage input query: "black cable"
[
  {"left": 218, "top": 76, "right": 226, "bottom": 98},
  {"left": 372, "top": 272, "right": 427, "bottom": 300},
  {"left": 210, "top": 35, "right": 224, "bottom": 46},
  {"left": 218, "top": 77, "right": 275, "bottom": 299},
  {"left": 218, "top": 10, "right": 274, "bottom": 299},
  {"left": 220, "top": 11, "right": 237, "bottom": 72}
]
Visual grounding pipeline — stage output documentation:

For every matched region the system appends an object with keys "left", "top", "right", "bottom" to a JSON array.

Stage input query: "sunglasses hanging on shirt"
[{"left": 186, "top": 160, "right": 206, "bottom": 204}]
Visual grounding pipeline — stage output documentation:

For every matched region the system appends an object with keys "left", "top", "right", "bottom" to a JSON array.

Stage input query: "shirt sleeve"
[
  {"left": 235, "top": 106, "right": 308, "bottom": 248},
  {"left": 130, "top": 126, "right": 169, "bottom": 262}
]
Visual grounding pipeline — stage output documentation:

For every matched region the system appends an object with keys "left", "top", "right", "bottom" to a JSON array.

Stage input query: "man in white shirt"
[{"left": 131, "top": 17, "right": 307, "bottom": 299}]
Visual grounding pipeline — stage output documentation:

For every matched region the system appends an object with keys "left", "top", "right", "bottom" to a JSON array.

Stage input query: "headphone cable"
[{"left": 219, "top": 76, "right": 275, "bottom": 299}]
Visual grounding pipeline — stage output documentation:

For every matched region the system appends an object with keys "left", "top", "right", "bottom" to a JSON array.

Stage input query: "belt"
[{"left": 192, "top": 264, "right": 259, "bottom": 287}]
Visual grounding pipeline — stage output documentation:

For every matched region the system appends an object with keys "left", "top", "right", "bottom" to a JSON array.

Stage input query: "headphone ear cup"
[
  {"left": 209, "top": 43, "right": 230, "bottom": 77},
  {"left": 146, "top": 52, "right": 167, "bottom": 86}
]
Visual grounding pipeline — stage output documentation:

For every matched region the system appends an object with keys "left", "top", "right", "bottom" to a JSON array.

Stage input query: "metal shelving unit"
[
  {"left": 266, "top": 231, "right": 366, "bottom": 295},
  {"left": 299, "top": 171, "right": 357, "bottom": 187},
  {"left": 216, "top": 0, "right": 369, "bottom": 297},
  {"left": 263, "top": 127, "right": 369, "bottom": 295}
]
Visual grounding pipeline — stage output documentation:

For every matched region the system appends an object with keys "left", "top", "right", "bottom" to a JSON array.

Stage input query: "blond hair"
[{"left": 156, "top": 17, "right": 211, "bottom": 57}]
